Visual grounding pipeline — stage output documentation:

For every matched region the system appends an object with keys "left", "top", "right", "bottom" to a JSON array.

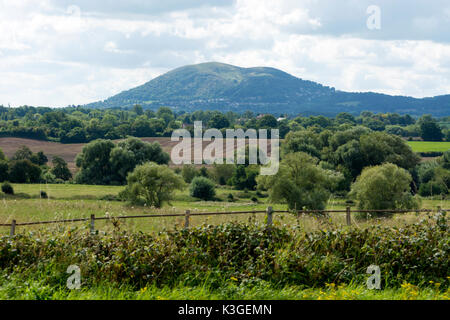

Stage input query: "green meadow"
[{"left": 407, "top": 141, "right": 450, "bottom": 153}]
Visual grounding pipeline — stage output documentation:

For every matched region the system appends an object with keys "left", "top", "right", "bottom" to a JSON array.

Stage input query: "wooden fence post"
[
  {"left": 346, "top": 207, "right": 352, "bottom": 226},
  {"left": 184, "top": 210, "right": 190, "bottom": 230},
  {"left": 90, "top": 214, "right": 95, "bottom": 234},
  {"left": 267, "top": 207, "right": 273, "bottom": 228},
  {"left": 10, "top": 220, "right": 16, "bottom": 237}
]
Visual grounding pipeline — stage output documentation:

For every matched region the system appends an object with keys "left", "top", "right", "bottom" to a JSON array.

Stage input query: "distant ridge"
[{"left": 85, "top": 62, "right": 450, "bottom": 116}]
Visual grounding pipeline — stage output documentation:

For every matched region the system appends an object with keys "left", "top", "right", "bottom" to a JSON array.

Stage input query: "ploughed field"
[{"left": 0, "top": 137, "right": 274, "bottom": 173}]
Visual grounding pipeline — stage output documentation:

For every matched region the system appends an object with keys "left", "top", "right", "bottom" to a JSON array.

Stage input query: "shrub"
[
  {"left": 419, "top": 181, "right": 447, "bottom": 197},
  {"left": 227, "top": 193, "right": 235, "bottom": 202},
  {"left": 257, "top": 152, "right": 343, "bottom": 210},
  {"left": 8, "top": 160, "right": 42, "bottom": 183},
  {"left": 190, "top": 177, "right": 216, "bottom": 201},
  {"left": 181, "top": 165, "right": 199, "bottom": 183},
  {"left": 121, "top": 162, "right": 185, "bottom": 208},
  {"left": 350, "top": 163, "right": 420, "bottom": 218},
  {"left": 0, "top": 160, "right": 8, "bottom": 182},
  {"left": 40, "top": 191, "right": 48, "bottom": 199},
  {"left": 0, "top": 215, "right": 446, "bottom": 290},
  {"left": 1, "top": 182, "right": 14, "bottom": 195}
]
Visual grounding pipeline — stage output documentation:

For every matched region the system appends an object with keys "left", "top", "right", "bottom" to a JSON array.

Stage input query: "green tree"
[
  {"left": 0, "top": 160, "right": 8, "bottom": 182},
  {"left": 8, "top": 160, "right": 42, "bottom": 183},
  {"left": 133, "top": 104, "right": 144, "bottom": 116},
  {"left": 190, "top": 176, "right": 216, "bottom": 201},
  {"left": 418, "top": 115, "right": 443, "bottom": 141},
  {"left": 231, "top": 165, "right": 259, "bottom": 190},
  {"left": 257, "top": 115, "right": 278, "bottom": 129},
  {"left": 110, "top": 137, "right": 170, "bottom": 184},
  {"left": 12, "top": 145, "right": 33, "bottom": 161},
  {"left": 75, "top": 139, "right": 116, "bottom": 185},
  {"left": 208, "top": 113, "right": 230, "bottom": 129},
  {"left": 257, "top": 152, "right": 342, "bottom": 210},
  {"left": 181, "top": 165, "right": 199, "bottom": 183},
  {"left": 350, "top": 163, "right": 419, "bottom": 217},
  {"left": 51, "top": 156, "right": 72, "bottom": 181},
  {"left": 210, "top": 164, "right": 235, "bottom": 185},
  {"left": 121, "top": 162, "right": 185, "bottom": 208}
]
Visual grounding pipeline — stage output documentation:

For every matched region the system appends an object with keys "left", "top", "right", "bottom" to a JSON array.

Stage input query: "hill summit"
[{"left": 86, "top": 62, "right": 450, "bottom": 116}]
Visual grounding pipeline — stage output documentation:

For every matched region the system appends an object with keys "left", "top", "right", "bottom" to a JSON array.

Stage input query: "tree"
[
  {"left": 257, "top": 115, "right": 278, "bottom": 129},
  {"left": 11, "top": 146, "right": 47, "bottom": 166},
  {"left": 8, "top": 160, "right": 42, "bottom": 183},
  {"left": 190, "top": 177, "right": 216, "bottom": 201},
  {"left": 350, "top": 163, "right": 419, "bottom": 217},
  {"left": 12, "top": 146, "right": 33, "bottom": 161},
  {"left": 208, "top": 113, "right": 230, "bottom": 129},
  {"left": 181, "top": 165, "right": 199, "bottom": 183},
  {"left": 0, "top": 160, "right": 8, "bottom": 182},
  {"left": 133, "top": 104, "right": 144, "bottom": 116},
  {"left": 417, "top": 152, "right": 450, "bottom": 197},
  {"left": 257, "top": 152, "right": 343, "bottom": 210},
  {"left": 31, "top": 151, "right": 48, "bottom": 166},
  {"left": 110, "top": 137, "right": 170, "bottom": 184},
  {"left": 75, "top": 139, "right": 116, "bottom": 185},
  {"left": 132, "top": 117, "right": 155, "bottom": 137},
  {"left": 121, "top": 162, "right": 185, "bottom": 208},
  {"left": 210, "top": 164, "right": 235, "bottom": 185},
  {"left": 282, "top": 130, "right": 322, "bottom": 158},
  {"left": 230, "top": 165, "right": 259, "bottom": 190},
  {"left": 51, "top": 156, "right": 72, "bottom": 181},
  {"left": 418, "top": 115, "right": 443, "bottom": 141}
]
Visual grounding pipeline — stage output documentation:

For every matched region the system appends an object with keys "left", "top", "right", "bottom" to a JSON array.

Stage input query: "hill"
[{"left": 86, "top": 62, "right": 450, "bottom": 116}]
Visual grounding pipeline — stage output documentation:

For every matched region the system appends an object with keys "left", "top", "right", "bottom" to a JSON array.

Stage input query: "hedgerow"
[{"left": 0, "top": 212, "right": 448, "bottom": 291}]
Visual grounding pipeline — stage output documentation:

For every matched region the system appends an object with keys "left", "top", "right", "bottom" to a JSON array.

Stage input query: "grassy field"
[
  {"left": 407, "top": 141, "right": 450, "bottom": 153},
  {"left": 1, "top": 279, "right": 448, "bottom": 300},
  {"left": 0, "top": 183, "right": 448, "bottom": 236},
  {"left": 1, "top": 184, "right": 448, "bottom": 301}
]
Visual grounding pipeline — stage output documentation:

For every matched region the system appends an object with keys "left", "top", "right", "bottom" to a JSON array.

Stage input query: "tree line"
[
  {"left": 0, "top": 112, "right": 449, "bottom": 216},
  {"left": 0, "top": 105, "right": 448, "bottom": 143}
]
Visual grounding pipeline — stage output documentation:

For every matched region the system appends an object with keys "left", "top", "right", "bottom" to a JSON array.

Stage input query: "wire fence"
[{"left": 1, "top": 206, "right": 446, "bottom": 237}]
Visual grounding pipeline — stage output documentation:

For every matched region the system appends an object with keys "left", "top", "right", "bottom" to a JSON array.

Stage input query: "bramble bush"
[{"left": 0, "top": 212, "right": 447, "bottom": 291}]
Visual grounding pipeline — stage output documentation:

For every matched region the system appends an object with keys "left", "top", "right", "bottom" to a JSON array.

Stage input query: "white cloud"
[{"left": 1, "top": 0, "right": 450, "bottom": 107}]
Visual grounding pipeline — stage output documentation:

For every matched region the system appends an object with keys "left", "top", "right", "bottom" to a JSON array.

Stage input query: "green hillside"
[{"left": 86, "top": 62, "right": 450, "bottom": 116}]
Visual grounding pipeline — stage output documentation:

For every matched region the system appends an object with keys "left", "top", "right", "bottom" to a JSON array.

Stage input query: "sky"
[{"left": 1, "top": 0, "right": 450, "bottom": 107}]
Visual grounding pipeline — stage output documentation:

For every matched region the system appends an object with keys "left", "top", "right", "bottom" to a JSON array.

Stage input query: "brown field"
[{"left": 0, "top": 137, "right": 274, "bottom": 173}]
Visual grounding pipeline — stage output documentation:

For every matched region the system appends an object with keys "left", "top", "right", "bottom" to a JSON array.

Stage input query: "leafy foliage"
[
  {"left": 350, "top": 163, "right": 420, "bottom": 216},
  {"left": 257, "top": 152, "right": 343, "bottom": 210},
  {"left": 75, "top": 138, "right": 170, "bottom": 185},
  {"left": 0, "top": 216, "right": 447, "bottom": 290},
  {"left": 121, "top": 162, "right": 185, "bottom": 208},
  {"left": 1, "top": 182, "right": 14, "bottom": 195},
  {"left": 190, "top": 177, "right": 216, "bottom": 201}
]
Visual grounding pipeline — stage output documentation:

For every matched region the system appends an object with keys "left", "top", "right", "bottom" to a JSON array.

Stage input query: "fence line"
[{"left": 0, "top": 207, "right": 446, "bottom": 236}]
